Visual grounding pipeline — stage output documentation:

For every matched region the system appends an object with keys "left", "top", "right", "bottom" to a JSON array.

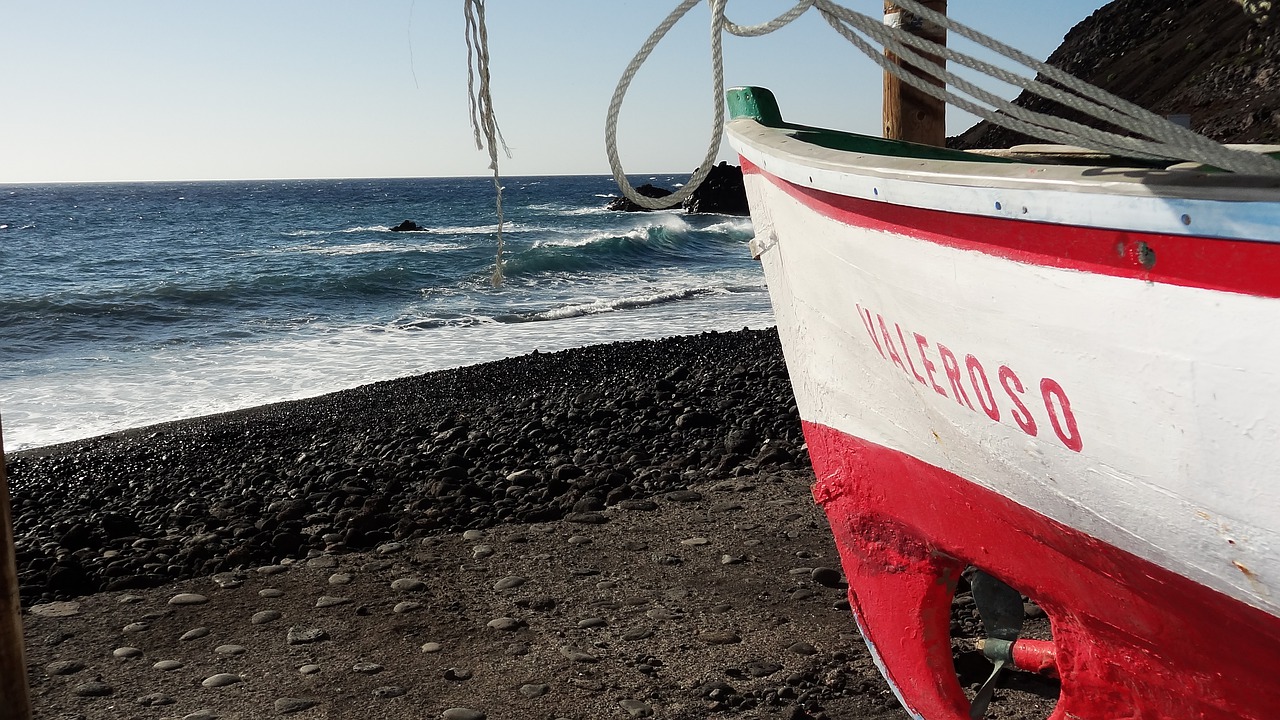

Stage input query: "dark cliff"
[{"left": 951, "top": 0, "right": 1279, "bottom": 149}]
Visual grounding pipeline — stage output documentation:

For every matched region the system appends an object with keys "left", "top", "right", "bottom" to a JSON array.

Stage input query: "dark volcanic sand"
[{"left": 9, "top": 329, "right": 1059, "bottom": 719}]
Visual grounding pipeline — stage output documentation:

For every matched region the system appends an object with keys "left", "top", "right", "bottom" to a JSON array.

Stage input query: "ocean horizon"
[{"left": 0, "top": 174, "right": 773, "bottom": 453}]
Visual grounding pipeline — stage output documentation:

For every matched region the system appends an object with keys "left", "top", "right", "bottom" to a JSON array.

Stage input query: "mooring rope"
[
  {"left": 604, "top": 0, "right": 1280, "bottom": 209},
  {"left": 464, "top": 0, "right": 512, "bottom": 286}
]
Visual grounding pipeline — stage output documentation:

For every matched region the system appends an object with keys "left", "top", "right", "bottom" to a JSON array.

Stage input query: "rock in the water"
[
  {"left": 389, "top": 220, "right": 425, "bottom": 232},
  {"left": 605, "top": 183, "right": 673, "bottom": 212}
]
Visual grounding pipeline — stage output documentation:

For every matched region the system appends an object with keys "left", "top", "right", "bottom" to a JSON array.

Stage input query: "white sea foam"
[{"left": 0, "top": 293, "right": 774, "bottom": 453}]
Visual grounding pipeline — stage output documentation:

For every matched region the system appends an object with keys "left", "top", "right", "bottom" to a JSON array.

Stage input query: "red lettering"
[
  {"left": 877, "top": 315, "right": 909, "bottom": 376},
  {"left": 914, "top": 333, "right": 947, "bottom": 398},
  {"left": 966, "top": 355, "right": 1000, "bottom": 422},
  {"left": 1041, "top": 378, "right": 1082, "bottom": 452},
  {"left": 857, "top": 304, "right": 885, "bottom": 358},
  {"left": 1000, "top": 365, "right": 1038, "bottom": 437},
  {"left": 896, "top": 324, "right": 927, "bottom": 385},
  {"left": 938, "top": 344, "right": 974, "bottom": 410}
]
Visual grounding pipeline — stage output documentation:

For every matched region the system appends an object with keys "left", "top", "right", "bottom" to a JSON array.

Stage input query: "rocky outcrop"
[
  {"left": 605, "top": 163, "right": 749, "bottom": 215},
  {"left": 605, "top": 183, "right": 673, "bottom": 212},
  {"left": 389, "top": 220, "right": 425, "bottom": 232},
  {"left": 951, "top": 0, "right": 1280, "bottom": 149},
  {"left": 682, "top": 162, "right": 749, "bottom": 216}
]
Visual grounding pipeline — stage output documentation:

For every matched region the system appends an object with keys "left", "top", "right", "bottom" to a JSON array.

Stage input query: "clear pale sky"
[{"left": 0, "top": 1, "right": 1110, "bottom": 183}]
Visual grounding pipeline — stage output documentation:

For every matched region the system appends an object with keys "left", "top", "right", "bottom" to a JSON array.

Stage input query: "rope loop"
[{"left": 604, "top": 0, "right": 1280, "bottom": 198}]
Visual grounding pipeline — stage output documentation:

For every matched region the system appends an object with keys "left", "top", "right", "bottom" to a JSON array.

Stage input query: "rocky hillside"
[{"left": 951, "top": 0, "right": 1279, "bottom": 148}]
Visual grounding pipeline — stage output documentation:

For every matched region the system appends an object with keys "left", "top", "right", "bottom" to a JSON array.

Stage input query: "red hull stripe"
[
  {"left": 804, "top": 420, "right": 1280, "bottom": 719},
  {"left": 741, "top": 159, "right": 1280, "bottom": 299}
]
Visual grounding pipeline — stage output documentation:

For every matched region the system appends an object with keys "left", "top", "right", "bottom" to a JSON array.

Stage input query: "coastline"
[
  {"left": 12, "top": 328, "right": 1058, "bottom": 720},
  {"left": 9, "top": 328, "right": 806, "bottom": 606}
]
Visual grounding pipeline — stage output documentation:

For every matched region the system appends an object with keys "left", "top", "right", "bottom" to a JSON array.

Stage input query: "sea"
[{"left": 0, "top": 175, "right": 772, "bottom": 453}]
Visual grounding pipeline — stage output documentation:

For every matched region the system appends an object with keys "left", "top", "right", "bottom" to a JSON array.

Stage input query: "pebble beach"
[{"left": 11, "top": 329, "right": 1059, "bottom": 719}]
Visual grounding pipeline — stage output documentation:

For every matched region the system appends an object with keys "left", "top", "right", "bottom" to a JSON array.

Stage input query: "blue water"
[{"left": 0, "top": 176, "right": 770, "bottom": 451}]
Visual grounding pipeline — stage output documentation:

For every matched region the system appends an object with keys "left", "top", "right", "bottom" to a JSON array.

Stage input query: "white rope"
[
  {"left": 605, "top": 0, "right": 1280, "bottom": 199},
  {"left": 464, "top": 0, "right": 512, "bottom": 285}
]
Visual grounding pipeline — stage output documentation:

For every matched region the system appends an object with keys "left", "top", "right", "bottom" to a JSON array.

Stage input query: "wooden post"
[
  {"left": 0, "top": 418, "right": 32, "bottom": 720},
  {"left": 883, "top": 1, "right": 947, "bottom": 146}
]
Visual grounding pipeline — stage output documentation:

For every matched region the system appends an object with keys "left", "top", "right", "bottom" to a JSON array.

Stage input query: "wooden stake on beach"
[
  {"left": 0, "top": 418, "right": 32, "bottom": 720},
  {"left": 883, "top": 0, "right": 947, "bottom": 146}
]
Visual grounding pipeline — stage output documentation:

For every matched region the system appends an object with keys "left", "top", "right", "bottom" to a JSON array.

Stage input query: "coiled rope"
[
  {"left": 605, "top": 0, "right": 1280, "bottom": 210},
  {"left": 464, "top": 0, "right": 511, "bottom": 286}
]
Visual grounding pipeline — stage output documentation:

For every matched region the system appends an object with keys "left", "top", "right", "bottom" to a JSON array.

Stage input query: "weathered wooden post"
[
  {"left": 0, "top": 418, "right": 32, "bottom": 720},
  {"left": 883, "top": 0, "right": 947, "bottom": 146}
]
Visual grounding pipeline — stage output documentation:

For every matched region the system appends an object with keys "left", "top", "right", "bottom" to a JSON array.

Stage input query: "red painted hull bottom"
[{"left": 803, "top": 421, "right": 1280, "bottom": 720}]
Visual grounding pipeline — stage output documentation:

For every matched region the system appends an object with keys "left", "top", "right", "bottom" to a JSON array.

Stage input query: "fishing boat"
[
  {"left": 723, "top": 79, "right": 1280, "bottom": 720},
  {"left": 594, "top": 0, "right": 1280, "bottom": 716}
]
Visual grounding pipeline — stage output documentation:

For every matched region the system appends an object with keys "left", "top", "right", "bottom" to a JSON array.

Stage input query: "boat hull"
[{"left": 730, "top": 122, "right": 1280, "bottom": 718}]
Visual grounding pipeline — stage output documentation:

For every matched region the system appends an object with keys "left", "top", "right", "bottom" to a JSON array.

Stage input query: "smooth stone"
[
  {"left": 113, "top": 646, "right": 144, "bottom": 659},
  {"left": 361, "top": 560, "right": 393, "bottom": 572},
  {"left": 421, "top": 642, "right": 444, "bottom": 653},
  {"left": 180, "top": 627, "right": 211, "bottom": 641},
  {"left": 519, "top": 683, "right": 549, "bottom": 698},
  {"left": 214, "top": 644, "right": 247, "bottom": 656},
  {"left": 136, "top": 692, "right": 175, "bottom": 706},
  {"left": 747, "top": 661, "right": 782, "bottom": 677},
  {"left": 558, "top": 646, "right": 598, "bottom": 663},
  {"left": 299, "top": 664, "right": 321, "bottom": 675},
  {"left": 617, "top": 499, "right": 658, "bottom": 511},
  {"left": 275, "top": 698, "right": 318, "bottom": 714},
  {"left": 315, "top": 596, "right": 351, "bottom": 608},
  {"left": 493, "top": 576, "right": 526, "bottom": 590},
  {"left": 443, "top": 667, "right": 472, "bottom": 681},
  {"left": 31, "top": 601, "right": 81, "bottom": 617},
  {"left": 622, "top": 628, "right": 653, "bottom": 641},
  {"left": 328, "top": 573, "right": 352, "bottom": 585},
  {"left": 393, "top": 601, "right": 422, "bottom": 614},
  {"left": 680, "top": 537, "right": 710, "bottom": 546},
  {"left": 646, "top": 608, "right": 681, "bottom": 621},
  {"left": 377, "top": 541, "right": 407, "bottom": 554},
  {"left": 72, "top": 681, "right": 114, "bottom": 697},
  {"left": 123, "top": 621, "right": 150, "bottom": 633},
  {"left": 252, "top": 610, "right": 283, "bottom": 625},
  {"left": 117, "top": 594, "right": 145, "bottom": 604},
  {"left": 620, "top": 699, "right": 655, "bottom": 718},
  {"left": 306, "top": 556, "right": 338, "bottom": 569},
  {"left": 183, "top": 710, "right": 220, "bottom": 720},
  {"left": 352, "top": 662, "right": 384, "bottom": 674},
  {"left": 788, "top": 641, "right": 818, "bottom": 655},
  {"left": 790, "top": 588, "right": 816, "bottom": 600},
  {"left": 374, "top": 685, "right": 407, "bottom": 698},
  {"left": 287, "top": 626, "right": 329, "bottom": 645},
  {"left": 664, "top": 490, "right": 703, "bottom": 502},
  {"left": 487, "top": 617, "right": 521, "bottom": 631},
  {"left": 390, "top": 578, "right": 427, "bottom": 592},
  {"left": 202, "top": 673, "right": 242, "bottom": 688},
  {"left": 567, "top": 535, "right": 592, "bottom": 545},
  {"left": 721, "top": 554, "right": 745, "bottom": 565},
  {"left": 46, "top": 660, "right": 84, "bottom": 675},
  {"left": 169, "top": 593, "right": 209, "bottom": 606},
  {"left": 565, "top": 512, "right": 607, "bottom": 524},
  {"left": 577, "top": 617, "right": 607, "bottom": 629},
  {"left": 462, "top": 530, "right": 485, "bottom": 541},
  {"left": 259, "top": 588, "right": 285, "bottom": 598},
  {"left": 441, "top": 708, "right": 485, "bottom": 720},
  {"left": 506, "top": 642, "right": 531, "bottom": 656},
  {"left": 153, "top": 660, "right": 184, "bottom": 671},
  {"left": 258, "top": 564, "right": 289, "bottom": 575},
  {"left": 698, "top": 631, "right": 741, "bottom": 645},
  {"left": 472, "top": 545, "right": 494, "bottom": 559},
  {"left": 811, "top": 567, "right": 844, "bottom": 587}
]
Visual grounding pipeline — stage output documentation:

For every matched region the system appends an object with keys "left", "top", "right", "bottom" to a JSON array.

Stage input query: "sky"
[{"left": 0, "top": 1, "right": 1111, "bottom": 183}]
